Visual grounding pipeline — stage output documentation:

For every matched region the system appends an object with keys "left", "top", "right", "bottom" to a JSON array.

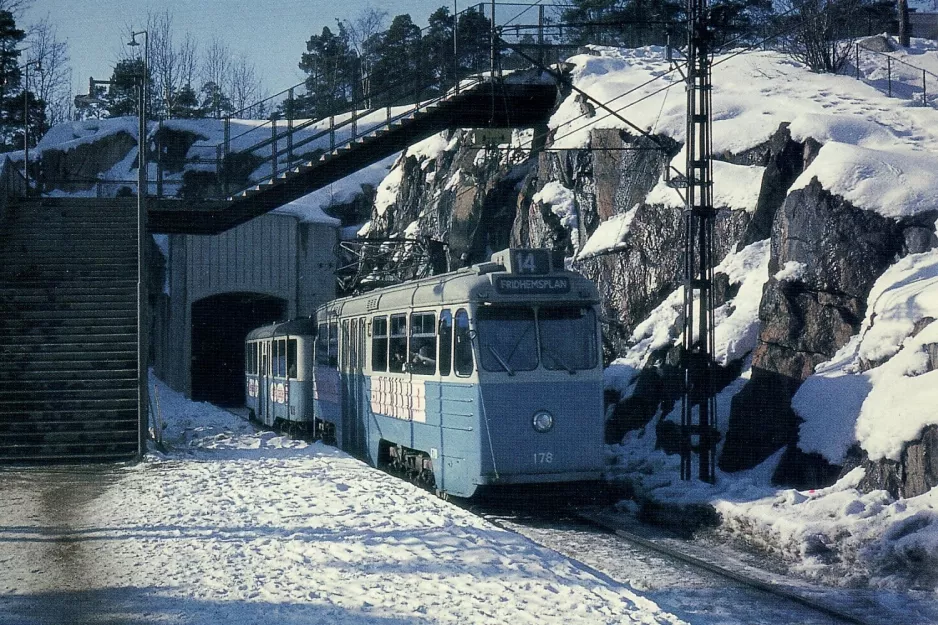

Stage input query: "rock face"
[
  {"left": 722, "top": 178, "right": 918, "bottom": 484},
  {"left": 41, "top": 131, "right": 137, "bottom": 194},
  {"left": 354, "top": 112, "right": 938, "bottom": 497}
]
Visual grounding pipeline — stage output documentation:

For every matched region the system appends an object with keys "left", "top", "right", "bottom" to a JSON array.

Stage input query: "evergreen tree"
[
  {"left": 456, "top": 8, "right": 491, "bottom": 76},
  {"left": 0, "top": 9, "right": 44, "bottom": 152},
  {"left": 105, "top": 58, "right": 150, "bottom": 118},
  {"left": 297, "top": 25, "right": 357, "bottom": 118},
  {"left": 370, "top": 14, "right": 423, "bottom": 106},
  {"left": 170, "top": 82, "right": 201, "bottom": 118},
  {"left": 199, "top": 80, "right": 233, "bottom": 118},
  {"left": 423, "top": 7, "right": 456, "bottom": 96}
]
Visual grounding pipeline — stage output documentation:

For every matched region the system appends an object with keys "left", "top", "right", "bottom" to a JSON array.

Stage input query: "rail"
[{"left": 848, "top": 40, "right": 938, "bottom": 106}]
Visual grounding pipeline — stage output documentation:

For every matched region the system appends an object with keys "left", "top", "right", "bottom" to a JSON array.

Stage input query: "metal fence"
[{"left": 849, "top": 43, "right": 938, "bottom": 106}]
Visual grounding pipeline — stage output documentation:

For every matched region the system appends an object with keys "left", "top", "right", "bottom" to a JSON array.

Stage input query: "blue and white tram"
[
  {"left": 311, "top": 248, "right": 606, "bottom": 498},
  {"left": 244, "top": 318, "right": 317, "bottom": 428}
]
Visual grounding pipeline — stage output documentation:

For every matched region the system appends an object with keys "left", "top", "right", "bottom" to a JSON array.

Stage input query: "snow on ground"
[{"left": 0, "top": 374, "right": 689, "bottom": 625}]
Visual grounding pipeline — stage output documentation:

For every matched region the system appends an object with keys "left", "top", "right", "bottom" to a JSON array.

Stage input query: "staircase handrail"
[{"left": 261, "top": 75, "right": 489, "bottom": 182}]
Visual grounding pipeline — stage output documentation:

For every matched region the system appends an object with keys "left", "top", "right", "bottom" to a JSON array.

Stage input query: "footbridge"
[{"left": 149, "top": 75, "right": 561, "bottom": 234}]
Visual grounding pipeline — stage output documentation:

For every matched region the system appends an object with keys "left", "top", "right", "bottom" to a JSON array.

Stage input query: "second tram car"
[
  {"left": 246, "top": 249, "right": 606, "bottom": 498},
  {"left": 244, "top": 318, "right": 317, "bottom": 429}
]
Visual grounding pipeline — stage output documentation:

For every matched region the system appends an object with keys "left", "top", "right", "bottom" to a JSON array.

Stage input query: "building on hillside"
[{"left": 153, "top": 206, "right": 339, "bottom": 404}]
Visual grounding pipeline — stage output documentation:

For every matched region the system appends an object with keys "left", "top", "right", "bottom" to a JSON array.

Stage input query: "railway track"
[
  {"left": 573, "top": 508, "right": 874, "bottom": 625},
  {"left": 477, "top": 503, "right": 887, "bottom": 625}
]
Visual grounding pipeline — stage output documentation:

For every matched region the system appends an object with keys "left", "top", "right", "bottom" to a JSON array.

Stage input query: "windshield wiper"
[
  {"left": 543, "top": 349, "right": 576, "bottom": 375},
  {"left": 487, "top": 345, "right": 515, "bottom": 376}
]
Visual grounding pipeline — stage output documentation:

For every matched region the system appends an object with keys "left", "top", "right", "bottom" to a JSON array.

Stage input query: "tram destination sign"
[{"left": 494, "top": 275, "right": 571, "bottom": 295}]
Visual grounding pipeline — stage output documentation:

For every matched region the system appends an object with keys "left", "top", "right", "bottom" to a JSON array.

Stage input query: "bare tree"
[
  {"left": 229, "top": 53, "right": 266, "bottom": 118},
  {"left": 340, "top": 8, "right": 388, "bottom": 104},
  {"left": 778, "top": 0, "right": 861, "bottom": 73},
  {"left": 200, "top": 37, "right": 232, "bottom": 117},
  {"left": 27, "top": 16, "right": 71, "bottom": 129},
  {"left": 146, "top": 10, "right": 183, "bottom": 117},
  {"left": 0, "top": 0, "right": 33, "bottom": 17},
  {"left": 178, "top": 32, "right": 198, "bottom": 88}
]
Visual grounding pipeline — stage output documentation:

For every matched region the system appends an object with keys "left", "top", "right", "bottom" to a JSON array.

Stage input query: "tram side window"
[
  {"left": 389, "top": 314, "right": 407, "bottom": 373},
  {"left": 372, "top": 317, "right": 388, "bottom": 372},
  {"left": 287, "top": 339, "right": 297, "bottom": 378},
  {"left": 454, "top": 309, "right": 473, "bottom": 377},
  {"left": 251, "top": 343, "right": 258, "bottom": 374},
  {"left": 328, "top": 322, "right": 339, "bottom": 368},
  {"left": 438, "top": 310, "right": 452, "bottom": 376},
  {"left": 316, "top": 324, "right": 329, "bottom": 366},
  {"left": 245, "top": 342, "right": 253, "bottom": 374},
  {"left": 409, "top": 312, "right": 437, "bottom": 375}
]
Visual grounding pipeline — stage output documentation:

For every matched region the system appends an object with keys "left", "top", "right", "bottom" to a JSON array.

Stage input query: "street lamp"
[
  {"left": 127, "top": 30, "right": 148, "bottom": 119},
  {"left": 23, "top": 59, "right": 41, "bottom": 197},
  {"left": 127, "top": 29, "right": 149, "bottom": 457}
]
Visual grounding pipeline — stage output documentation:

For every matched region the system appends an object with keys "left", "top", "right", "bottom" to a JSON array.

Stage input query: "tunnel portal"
[{"left": 191, "top": 293, "right": 287, "bottom": 405}]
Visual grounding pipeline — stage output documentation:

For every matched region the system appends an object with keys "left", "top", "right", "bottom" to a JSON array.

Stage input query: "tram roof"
[
  {"left": 245, "top": 316, "right": 318, "bottom": 341},
  {"left": 316, "top": 261, "right": 600, "bottom": 320}
]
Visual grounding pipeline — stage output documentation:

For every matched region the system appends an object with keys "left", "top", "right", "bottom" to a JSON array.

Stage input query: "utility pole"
[{"left": 681, "top": 0, "right": 718, "bottom": 483}]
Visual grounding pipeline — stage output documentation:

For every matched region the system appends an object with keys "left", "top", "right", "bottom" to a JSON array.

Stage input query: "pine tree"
[
  {"left": 0, "top": 9, "right": 45, "bottom": 152},
  {"left": 105, "top": 58, "right": 150, "bottom": 118},
  {"left": 297, "top": 25, "right": 357, "bottom": 118},
  {"left": 171, "top": 83, "right": 201, "bottom": 118}
]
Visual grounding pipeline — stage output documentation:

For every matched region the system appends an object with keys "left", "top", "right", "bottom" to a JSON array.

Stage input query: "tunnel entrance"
[{"left": 191, "top": 293, "right": 287, "bottom": 405}]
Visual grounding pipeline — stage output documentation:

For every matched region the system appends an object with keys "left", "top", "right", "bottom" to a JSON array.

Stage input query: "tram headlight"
[{"left": 532, "top": 411, "right": 554, "bottom": 433}]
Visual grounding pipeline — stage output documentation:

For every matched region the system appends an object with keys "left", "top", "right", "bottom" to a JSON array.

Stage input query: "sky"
[{"left": 25, "top": 1, "right": 557, "bottom": 103}]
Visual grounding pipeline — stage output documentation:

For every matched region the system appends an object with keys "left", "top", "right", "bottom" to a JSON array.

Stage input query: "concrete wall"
[
  {"left": 912, "top": 13, "right": 938, "bottom": 40},
  {"left": 154, "top": 212, "right": 337, "bottom": 397}
]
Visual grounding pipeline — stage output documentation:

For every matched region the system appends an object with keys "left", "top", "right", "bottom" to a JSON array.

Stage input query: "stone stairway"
[{"left": 0, "top": 197, "right": 141, "bottom": 462}]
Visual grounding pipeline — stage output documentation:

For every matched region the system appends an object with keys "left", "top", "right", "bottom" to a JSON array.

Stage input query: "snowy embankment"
[
  {"left": 555, "top": 41, "right": 938, "bottom": 593},
  {"left": 53, "top": 375, "right": 683, "bottom": 625}
]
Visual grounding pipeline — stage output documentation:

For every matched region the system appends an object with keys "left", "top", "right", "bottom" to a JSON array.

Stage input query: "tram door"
[
  {"left": 258, "top": 340, "right": 270, "bottom": 425},
  {"left": 354, "top": 319, "right": 366, "bottom": 455},
  {"left": 341, "top": 319, "right": 367, "bottom": 457},
  {"left": 340, "top": 321, "right": 354, "bottom": 454}
]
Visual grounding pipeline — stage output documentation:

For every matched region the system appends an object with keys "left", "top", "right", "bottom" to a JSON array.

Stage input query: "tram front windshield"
[{"left": 477, "top": 306, "right": 597, "bottom": 374}]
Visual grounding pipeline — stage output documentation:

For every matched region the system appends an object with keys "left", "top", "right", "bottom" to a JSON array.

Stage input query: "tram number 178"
[{"left": 533, "top": 452, "right": 553, "bottom": 464}]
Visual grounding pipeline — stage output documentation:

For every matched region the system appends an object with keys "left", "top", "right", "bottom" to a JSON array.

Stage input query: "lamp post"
[
  {"left": 23, "top": 59, "right": 41, "bottom": 197},
  {"left": 127, "top": 29, "right": 149, "bottom": 457},
  {"left": 127, "top": 30, "right": 148, "bottom": 121}
]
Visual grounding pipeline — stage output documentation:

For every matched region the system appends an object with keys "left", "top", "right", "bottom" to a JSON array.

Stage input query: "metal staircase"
[
  {"left": 0, "top": 198, "right": 141, "bottom": 462},
  {"left": 150, "top": 77, "right": 559, "bottom": 234}
]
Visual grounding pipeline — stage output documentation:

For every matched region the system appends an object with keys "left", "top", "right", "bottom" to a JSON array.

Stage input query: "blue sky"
[{"left": 27, "top": 1, "right": 554, "bottom": 101}]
